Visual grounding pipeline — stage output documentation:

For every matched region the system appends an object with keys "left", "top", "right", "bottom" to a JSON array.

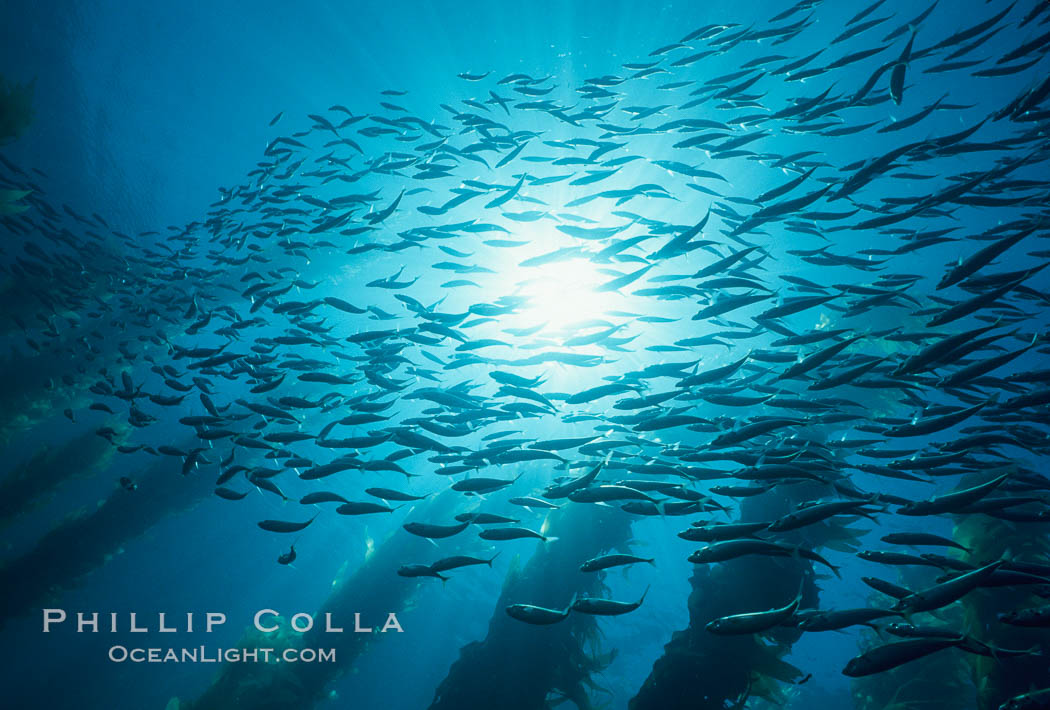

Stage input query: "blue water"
[{"left": 1, "top": 1, "right": 1049, "bottom": 708}]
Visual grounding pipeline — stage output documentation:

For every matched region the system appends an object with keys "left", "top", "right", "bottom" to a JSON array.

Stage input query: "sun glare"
[{"left": 516, "top": 257, "right": 613, "bottom": 330}]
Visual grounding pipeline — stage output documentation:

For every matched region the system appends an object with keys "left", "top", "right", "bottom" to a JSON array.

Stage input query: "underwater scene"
[{"left": 2, "top": 0, "right": 1050, "bottom": 708}]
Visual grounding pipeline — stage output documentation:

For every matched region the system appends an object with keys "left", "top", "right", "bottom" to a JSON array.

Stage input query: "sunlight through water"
[{"left": 516, "top": 257, "right": 612, "bottom": 330}]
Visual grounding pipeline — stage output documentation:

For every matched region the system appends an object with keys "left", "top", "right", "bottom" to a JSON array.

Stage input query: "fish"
[
  {"left": 880, "top": 532, "right": 971, "bottom": 552},
  {"left": 430, "top": 553, "right": 500, "bottom": 573},
  {"left": 897, "top": 471, "right": 1011, "bottom": 515},
  {"left": 403, "top": 521, "right": 470, "bottom": 539},
  {"left": 894, "top": 561, "right": 1004, "bottom": 613},
  {"left": 506, "top": 602, "right": 572, "bottom": 625},
  {"left": 508, "top": 496, "right": 560, "bottom": 510},
  {"left": 796, "top": 607, "right": 902, "bottom": 632},
  {"left": 398, "top": 564, "right": 448, "bottom": 582},
  {"left": 478, "top": 526, "right": 549, "bottom": 542},
  {"left": 842, "top": 637, "right": 964, "bottom": 676},
  {"left": 337, "top": 501, "right": 398, "bottom": 515},
  {"left": 999, "top": 604, "right": 1050, "bottom": 628},
  {"left": 689, "top": 539, "right": 841, "bottom": 576},
  {"left": 863, "top": 576, "right": 915, "bottom": 600},
  {"left": 767, "top": 499, "right": 879, "bottom": 532},
  {"left": 568, "top": 485, "right": 657, "bottom": 504},
  {"left": 580, "top": 554, "right": 655, "bottom": 572},
  {"left": 277, "top": 544, "right": 297, "bottom": 565},
  {"left": 572, "top": 586, "right": 649, "bottom": 616},
  {"left": 451, "top": 476, "right": 518, "bottom": 494},
  {"left": 680, "top": 522, "right": 771, "bottom": 543},
  {"left": 213, "top": 486, "right": 248, "bottom": 500},
  {"left": 706, "top": 591, "right": 802, "bottom": 634},
  {"left": 889, "top": 29, "right": 916, "bottom": 105},
  {"left": 257, "top": 515, "right": 318, "bottom": 533},
  {"left": 937, "top": 224, "right": 1035, "bottom": 289},
  {"left": 455, "top": 512, "right": 520, "bottom": 525}
]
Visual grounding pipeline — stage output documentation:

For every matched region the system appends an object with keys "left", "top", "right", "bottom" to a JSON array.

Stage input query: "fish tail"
[{"left": 564, "top": 592, "right": 578, "bottom": 615}]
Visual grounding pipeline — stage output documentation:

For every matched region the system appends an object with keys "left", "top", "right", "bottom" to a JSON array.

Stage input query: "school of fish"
[{"left": 3, "top": 0, "right": 1050, "bottom": 701}]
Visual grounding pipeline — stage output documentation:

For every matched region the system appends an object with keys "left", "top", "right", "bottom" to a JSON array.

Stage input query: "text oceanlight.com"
[{"left": 108, "top": 646, "right": 337, "bottom": 664}]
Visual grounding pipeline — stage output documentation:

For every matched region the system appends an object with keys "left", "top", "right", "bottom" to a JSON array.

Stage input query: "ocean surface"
[{"left": 1, "top": 1, "right": 1049, "bottom": 709}]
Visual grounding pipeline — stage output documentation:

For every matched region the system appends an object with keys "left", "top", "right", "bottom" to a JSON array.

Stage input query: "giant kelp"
[
  {"left": 0, "top": 429, "right": 117, "bottom": 528},
  {"left": 632, "top": 559, "right": 815, "bottom": 710},
  {"left": 955, "top": 506, "right": 1050, "bottom": 709},
  {"left": 0, "top": 74, "right": 33, "bottom": 144},
  {"left": 850, "top": 575, "right": 976, "bottom": 710},
  {"left": 0, "top": 442, "right": 211, "bottom": 629},
  {"left": 631, "top": 475, "right": 833, "bottom": 710},
  {"left": 182, "top": 491, "right": 465, "bottom": 710},
  {"left": 430, "top": 505, "right": 632, "bottom": 710}
]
